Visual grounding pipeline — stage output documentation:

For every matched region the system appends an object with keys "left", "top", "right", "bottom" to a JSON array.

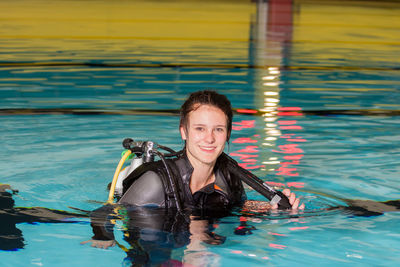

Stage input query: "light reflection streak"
[
  {"left": 255, "top": 18, "right": 306, "bottom": 187},
  {"left": 263, "top": 82, "right": 280, "bottom": 86},
  {"left": 262, "top": 76, "right": 276, "bottom": 80}
]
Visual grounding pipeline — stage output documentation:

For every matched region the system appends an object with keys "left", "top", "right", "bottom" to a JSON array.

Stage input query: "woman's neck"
[{"left": 188, "top": 160, "right": 216, "bottom": 194}]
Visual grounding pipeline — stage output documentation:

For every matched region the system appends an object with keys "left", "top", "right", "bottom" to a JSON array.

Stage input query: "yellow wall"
[
  {"left": 291, "top": 0, "right": 400, "bottom": 66},
  {"left": 0, "top": 0, "right": 256, "bottom": 64}
]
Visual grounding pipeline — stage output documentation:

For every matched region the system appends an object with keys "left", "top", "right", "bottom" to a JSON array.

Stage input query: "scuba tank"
[
  {"left": 114, "top": 139, "right": 156, "bottom": 198},
  {"left": 114, "top": 157, "right": 143, "bottom": 197}
]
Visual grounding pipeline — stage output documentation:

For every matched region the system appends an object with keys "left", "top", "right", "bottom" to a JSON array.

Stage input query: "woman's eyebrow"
[{"left": 192, "top": 123, "right": 226, "bottom": 127}]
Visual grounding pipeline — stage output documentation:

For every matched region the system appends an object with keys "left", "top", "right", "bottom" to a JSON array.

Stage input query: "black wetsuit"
[{"left": 119, "top": 152, "right": 247, "bottom": 213}]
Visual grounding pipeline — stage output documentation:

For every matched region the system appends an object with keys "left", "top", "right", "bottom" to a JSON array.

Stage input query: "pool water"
[{"left": 1, "top": 0, "right": 399, "bottom": 266}]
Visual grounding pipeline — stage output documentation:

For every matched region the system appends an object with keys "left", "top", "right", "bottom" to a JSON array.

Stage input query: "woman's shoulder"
[
  {"left": 119, "top": 170, "right": 166, "bottom": 207},
  {"left": 121, "top": 161, "right": 166, "bottom": 197}
]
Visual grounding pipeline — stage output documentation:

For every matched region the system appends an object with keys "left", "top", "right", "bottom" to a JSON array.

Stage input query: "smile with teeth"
[{"left": 200, "top": 146, "right": 216, "bottom": 152}]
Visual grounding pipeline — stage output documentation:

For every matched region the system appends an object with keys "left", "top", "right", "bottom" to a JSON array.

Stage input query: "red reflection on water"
[
  {"left": 264, "top": 181, "right": 305, "bottom": 188},
  {"left": 280, "top": 134, "right": 306, "bottom": 142},
  {"left": 277, "top": 159, "right": 300, "bottom": 177},
  {"left": 273, "top": 107, "right": 307, "bottom": 185},
  {"left": 279, "top": 125, "right": 303, "bottom": 130},
  {"left": 272, "top": 144, "right": 304, "bottom": 154},
  {"left": 289, "top": 226, "right": 309, "bottom": 231},
  {"left": 232, "top": 137, "right": 258, "bottom": 144},
  {"left": 232, "top": 120, "right": 255, "bottom": 131},
  {"left": 277, "top": 107, "right": 303, "bottom": 116},
  {"left": 230, "top": 121, "right": 265, "bottom": 170},
  {"left": 286, "top": 182, "right": 304, "bottom": 188},
  {"left": 237, "top": 145, "right": 259, "bottom": 153},
  {"left": 265, "top": 181, "right": 285, "bottom": 187},
  {"left": 281, "top": 160, "right": 300, "bottom": 165},
  {"left": 276, "top": 166, "right": 298, "bottom": 176},
  {"left": 278, "top": 107, "right": 302, "bottom": 111},
  {"left": 287, "top": 137, "right": 306, "bottom": 142},
  {"left": 269, "top": 244, "right": 286, "bottom": 249},
  {"left": 236, "top": 109, "right": 258, "bottom": 114},
  {"left": 277, "top": 111, "right": 303, "bottom": 116},
  {"left": 268, "top": 232, "right": 287, "bottom": 236}
]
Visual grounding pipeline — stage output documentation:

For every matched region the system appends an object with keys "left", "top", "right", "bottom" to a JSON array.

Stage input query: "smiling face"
[{"left": 180, "top": 104, "right": 228, "bottom": 167}]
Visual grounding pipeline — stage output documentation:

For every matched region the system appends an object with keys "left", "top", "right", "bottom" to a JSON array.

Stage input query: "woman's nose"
[{"left": 204, "top": 130, "right": 215, "bottom": 143}]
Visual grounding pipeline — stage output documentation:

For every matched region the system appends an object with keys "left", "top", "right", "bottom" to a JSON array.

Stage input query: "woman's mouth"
[{"left": 200, "top": 146, "right": 216, "bottom": 153}]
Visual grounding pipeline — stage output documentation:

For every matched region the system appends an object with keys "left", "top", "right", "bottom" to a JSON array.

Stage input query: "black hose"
[
  {"left": 223, "top": 153, "right": 292, "bottom": 210},
  {"left": 157, "top": 144, "right": 177, "bottom": 154},
  {"left": 162, "top": 150, "right": 183, "bottom": 158},
  {"left": 154, "top": 151, "right": 183, "bottom": 213}
]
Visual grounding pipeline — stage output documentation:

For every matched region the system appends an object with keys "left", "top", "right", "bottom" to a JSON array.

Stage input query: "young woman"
[
  {"left": 83, "top": 90, "right": 399, "bottom": 254},
  {"left": 119, "top": 90, "right": 305, "bottom": 211}
]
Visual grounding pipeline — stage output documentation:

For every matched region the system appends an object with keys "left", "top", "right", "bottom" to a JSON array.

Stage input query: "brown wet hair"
[{"left": 179, "top": 90, "right": 233, "bottom": 141}]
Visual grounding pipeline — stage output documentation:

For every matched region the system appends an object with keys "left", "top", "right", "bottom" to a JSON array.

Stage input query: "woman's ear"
[{"left": 180, "top": 126, "right": 187, "bottom": 140}]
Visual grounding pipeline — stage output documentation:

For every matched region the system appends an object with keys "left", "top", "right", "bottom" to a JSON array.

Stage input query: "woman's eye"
[
  {"left": 195, "top": 127, "right": 204, "bottom": 131},
  {"left": 216, "top": 128, "right": 225, "bottom": 132}
]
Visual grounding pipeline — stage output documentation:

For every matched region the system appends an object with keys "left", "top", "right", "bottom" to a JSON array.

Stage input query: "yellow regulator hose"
[{"left": 107, "top": 150, "right": 132, "bottom": 203}]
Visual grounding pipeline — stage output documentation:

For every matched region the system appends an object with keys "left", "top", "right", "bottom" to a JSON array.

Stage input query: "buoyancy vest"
[{"left": 121, "top": 152, "right": 246, "bottom": 211}]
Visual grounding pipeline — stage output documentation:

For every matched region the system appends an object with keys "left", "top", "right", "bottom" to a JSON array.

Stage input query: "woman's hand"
[
  {"left": 80, "top": 239, "right": 116, "bottom": 249},
  {"left": 271, "top": 188, "right": 305, "bottom": 210}
]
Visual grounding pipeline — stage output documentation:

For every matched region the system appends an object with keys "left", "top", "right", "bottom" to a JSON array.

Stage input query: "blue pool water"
[{"left": 1, "top": 0, "right": 400, "bottom": 266}]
